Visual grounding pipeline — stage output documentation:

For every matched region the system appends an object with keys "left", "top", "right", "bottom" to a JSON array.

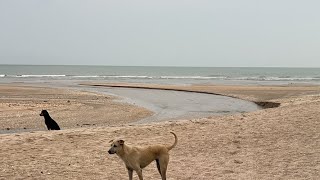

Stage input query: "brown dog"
[{"left": 108, "top": 132, "right": 178, "bottom": 180}]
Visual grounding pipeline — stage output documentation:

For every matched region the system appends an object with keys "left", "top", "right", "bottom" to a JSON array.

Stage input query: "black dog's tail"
[{"left": 167, "top": 132, "right": 178, "bottom": 151}]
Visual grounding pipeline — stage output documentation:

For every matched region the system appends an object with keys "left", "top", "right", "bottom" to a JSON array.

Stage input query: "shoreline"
[{"left": 0, "top": 82, "right": 319, "bottom": 179}]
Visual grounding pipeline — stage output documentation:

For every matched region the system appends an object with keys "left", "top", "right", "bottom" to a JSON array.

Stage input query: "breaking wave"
[{"left": 1, "top": 74, "right": 320, "bottom": 82}]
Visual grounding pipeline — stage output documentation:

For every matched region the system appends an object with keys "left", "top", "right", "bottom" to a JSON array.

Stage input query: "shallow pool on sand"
[{"left": 86, "top": 86, "right": 262, "bottom": 123}]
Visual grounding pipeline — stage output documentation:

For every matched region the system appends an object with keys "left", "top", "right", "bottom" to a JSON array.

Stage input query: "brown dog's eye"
[{"left": 113, "top": 145, "right": 117, "bottom": 148}]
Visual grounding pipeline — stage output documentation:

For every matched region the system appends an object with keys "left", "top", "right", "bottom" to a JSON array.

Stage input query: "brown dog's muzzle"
[{"left": 108, "top": 149, "right": 115, "bottom": 154}]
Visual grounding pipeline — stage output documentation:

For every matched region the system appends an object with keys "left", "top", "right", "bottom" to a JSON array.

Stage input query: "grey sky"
[{"left": 0, "top": 0, "right": 319, "bottom": 67}]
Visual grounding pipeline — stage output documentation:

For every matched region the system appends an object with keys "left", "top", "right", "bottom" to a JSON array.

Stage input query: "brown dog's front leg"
[
  {"left": 127, "top": 168, "right": 133, "bottom": 180},
  {"left": 135, "top": 168, "right": 143, "bottom": 180}
]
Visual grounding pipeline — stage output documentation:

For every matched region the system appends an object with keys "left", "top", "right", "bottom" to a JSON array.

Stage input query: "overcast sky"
[{"left": 0, "top": 0, "right": 319, "bottom": 67}]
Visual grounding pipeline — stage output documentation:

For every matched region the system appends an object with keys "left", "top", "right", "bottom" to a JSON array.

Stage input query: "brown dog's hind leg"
[
  {"left": 156, "top": 159, "right": 162, "bottom": 176},
  {"left": 158, "top": 155, "right": 169, "bottom": 180}
]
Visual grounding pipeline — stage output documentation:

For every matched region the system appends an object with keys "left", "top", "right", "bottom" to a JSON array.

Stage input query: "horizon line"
[{"left": 1, "top": 64, "right": 320, "bottom": 68}]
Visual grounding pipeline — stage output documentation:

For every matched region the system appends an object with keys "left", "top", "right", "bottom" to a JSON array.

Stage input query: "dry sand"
[
  {"left": 0, "top": 83, "right": 319, "bottom": 179},
  {"left": 0, "top": 84, "right": 152, "bottom": 132}
]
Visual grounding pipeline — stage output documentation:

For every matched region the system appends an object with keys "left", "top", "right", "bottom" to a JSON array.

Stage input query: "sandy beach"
[
  {"left": 0, "top": 84, "right": 152, "bottom": 133},
  {"left": 0, "top": 83, "right": 319, "bottom": 179}
]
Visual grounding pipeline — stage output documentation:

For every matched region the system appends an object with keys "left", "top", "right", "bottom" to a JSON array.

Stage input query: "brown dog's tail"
[{"left": 167, "top": 132, "right": 178, "bottom": 151}]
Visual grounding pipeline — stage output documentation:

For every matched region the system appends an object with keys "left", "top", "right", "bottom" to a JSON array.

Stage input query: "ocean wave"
[
  {"left": 208, "top": 74, "right": 228, "bottom": 77},
  {"left": 233, "top": 76, "right": 320, "bottom": 81},
  {"left": 2, "top": 74, "right": 320, "bottom": 82},
  {"left": 16, "top": 75, "right": 67, "bottom": 78},
  {"left": 71, "top": 75, "right": 153, "bottom": 79},
  {"left": 104, "top": 75, "right": 152, "bottom": 79},
  {"left": 71, "top": 75, "right": 100, "bottom": 78},
  {"left": 160, "top": 76, "right": 226, "bottom": 80}
]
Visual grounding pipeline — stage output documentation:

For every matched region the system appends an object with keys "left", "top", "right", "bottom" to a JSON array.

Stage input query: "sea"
[{"left": 0, "top": 65, "right": 319, "bottom": 85}]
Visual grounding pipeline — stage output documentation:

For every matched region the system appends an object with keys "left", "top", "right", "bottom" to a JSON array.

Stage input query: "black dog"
[{"left": 39, "top": 110, "right": 61, "bottom": 130}]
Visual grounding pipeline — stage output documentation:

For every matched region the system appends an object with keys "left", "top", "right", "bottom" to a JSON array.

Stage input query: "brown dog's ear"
[
  {"left": 118, "top": 140, "right": 124, "bottom": 145},
  {"left": 108, "top": 139, "right": 114, "bottom": 143}
]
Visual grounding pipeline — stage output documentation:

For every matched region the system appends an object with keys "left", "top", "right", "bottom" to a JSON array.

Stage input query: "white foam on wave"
[
  {"left": 3, "top": 74, "right": 319, "bottom": 82},
  {"left": 233, "top": 76, "right": 320, "bottom": 81},
  {"left": 160, "top": 76, "right": 226, "bottom": 80},
  {"left": 72, "top": 75, "right": 100, "bottom": 78},
  {"left": 104, "top": 75, "right": 152, "bottom": 79},
  {"left": 17, "top": 75, "right": 67, "bottom": 77}
]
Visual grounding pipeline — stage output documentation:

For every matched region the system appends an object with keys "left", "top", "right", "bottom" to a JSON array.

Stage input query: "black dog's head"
[{"left": 39, "top": 110, "right": 49, "bottom": 117}]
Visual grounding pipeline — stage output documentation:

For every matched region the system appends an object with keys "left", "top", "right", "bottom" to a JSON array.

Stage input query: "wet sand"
[{"left": 0, "top": 82, "right": 319, "bottom": 179}]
